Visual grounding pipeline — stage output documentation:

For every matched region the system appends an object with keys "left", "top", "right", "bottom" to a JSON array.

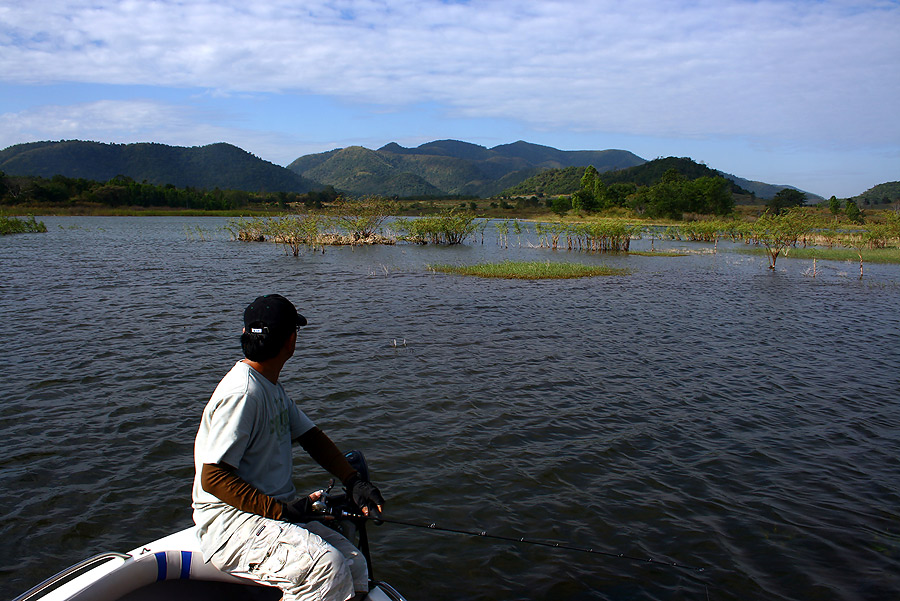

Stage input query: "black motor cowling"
[{"left": 344, "top": 449, "right": 370, "bottom": 482}]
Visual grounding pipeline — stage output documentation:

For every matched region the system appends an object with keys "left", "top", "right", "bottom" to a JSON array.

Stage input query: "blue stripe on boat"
[
  {"left": 155, "top": 552, "right": 167, "bottom": 581},
  {"left": 180, "top": 551, "right": 191, "bottom": 579}
]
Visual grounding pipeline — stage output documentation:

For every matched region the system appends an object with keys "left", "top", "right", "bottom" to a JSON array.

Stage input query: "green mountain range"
[
  {"left": 0, "top": 140, "right": 318, "bottom": 193},
  {"left": 0, "top": 139, "right": 835, "bottom": 201},
  {"left": 287, "top": 140, "right": 646, "bottom": 198}
]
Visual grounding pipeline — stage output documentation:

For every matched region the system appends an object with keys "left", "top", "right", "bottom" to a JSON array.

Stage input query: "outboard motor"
[{"left": 345, "top": 449, "right": 370, "bottom": 481}]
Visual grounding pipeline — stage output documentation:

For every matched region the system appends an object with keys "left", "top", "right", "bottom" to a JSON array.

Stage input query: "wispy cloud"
[
  {"left": 2, "top": 0, "right": 898, "bottom": 148},
  {"left": 0, "top": 100, "right": 183, "bottom": 141}
]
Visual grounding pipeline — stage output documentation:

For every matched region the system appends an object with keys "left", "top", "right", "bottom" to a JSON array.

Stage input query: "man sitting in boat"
[{"left": 191, "top": 294, "right": 385, "bottom": 601}]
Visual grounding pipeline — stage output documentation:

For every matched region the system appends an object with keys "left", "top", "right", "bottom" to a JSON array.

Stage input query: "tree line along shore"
[{"left": 1, "top": 167, "right": 894, "bottom": 217}]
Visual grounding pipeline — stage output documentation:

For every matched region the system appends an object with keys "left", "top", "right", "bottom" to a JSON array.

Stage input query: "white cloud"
[
  {"left": 1, "top": 0, "right": 898, "bottom": 150},
  {"left": 0, "top": 100, "right": 186, "bottom": 143}
]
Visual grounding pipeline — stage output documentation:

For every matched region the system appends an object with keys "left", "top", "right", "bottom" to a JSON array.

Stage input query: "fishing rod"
[{"left": 339, "top": 510, "right": 706, "bottom": 574}]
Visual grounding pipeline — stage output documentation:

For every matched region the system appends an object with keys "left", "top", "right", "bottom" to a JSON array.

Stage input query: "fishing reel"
[
  {"left": 308, "top": 481, "right": 359, "bottom": 519},
  {"left": 308, "top": 450, "right": 374, "bottom": 542}
]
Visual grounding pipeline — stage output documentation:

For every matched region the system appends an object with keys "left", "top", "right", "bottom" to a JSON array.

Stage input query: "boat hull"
[{"left": 16, "top": 526, "right": 403, "bottom": 601}]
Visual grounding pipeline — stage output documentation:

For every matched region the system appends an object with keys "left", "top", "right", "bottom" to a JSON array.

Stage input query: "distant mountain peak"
[
  {"left": 492, "top": 140, "right": 553, "bottom": 150},
  {"left": 378, "top": 142, "right": 406, "bottom": 153},
  {"left": 287, "top": 139, "right": 646, "bottom": 197},
  {"left": 379, "top": 139, "right": 494, "bottom": 161}
]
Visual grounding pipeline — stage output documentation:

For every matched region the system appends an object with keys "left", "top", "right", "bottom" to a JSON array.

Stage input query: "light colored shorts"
[{"left": 208, "top": 516, "right": 368, "bottom": 601}]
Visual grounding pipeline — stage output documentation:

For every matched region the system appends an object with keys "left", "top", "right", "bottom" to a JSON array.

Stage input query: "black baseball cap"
[{"left": 243, "top": 294, "right": 307, "bottom": 337}]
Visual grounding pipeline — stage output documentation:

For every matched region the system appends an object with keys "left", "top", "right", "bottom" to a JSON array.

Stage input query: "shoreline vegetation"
[
  {"left": 216, "top": 202, "right": 900, "bottom": 277},
  {"left": 7, "top": 176, "right": 900, "bottom": 277},
  {"left": 223, "top": 206, "right": 642, "bottom": 255},
  {"left": 9, "top": 202, "right": 900, "bottom": 276}
]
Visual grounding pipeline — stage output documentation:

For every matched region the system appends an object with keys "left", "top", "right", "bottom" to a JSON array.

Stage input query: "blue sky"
[{"left": 1, "top": 0, "right": 898, "bottom": 198}]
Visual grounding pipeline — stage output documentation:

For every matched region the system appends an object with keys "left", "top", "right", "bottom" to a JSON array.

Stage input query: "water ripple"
[{"left": 2, "top": 217, "right": 899, "bottom": 600}]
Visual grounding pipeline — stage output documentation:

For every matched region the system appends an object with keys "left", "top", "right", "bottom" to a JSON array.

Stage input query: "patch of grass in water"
[
  {"left": 430, "top": 260, "right": 630, "bottom": 279},
  {"left": 628, "top": 250, "right": 689, "bottom": 257}
]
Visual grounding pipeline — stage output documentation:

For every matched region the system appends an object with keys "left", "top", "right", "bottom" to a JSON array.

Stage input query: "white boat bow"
[{"left": 14, "top": 525, "right": 405, "bottom": 601}]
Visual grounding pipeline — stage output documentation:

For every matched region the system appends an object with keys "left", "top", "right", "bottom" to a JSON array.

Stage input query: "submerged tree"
[
  {"left": 0, "top": 214, "right": 47, "bottom": 235},
  {"left": 839, "top": 217, "right": 900, "bottom": 279},
  {"left": 749, "top": 208, "right": 814, "bottom": 269},
  {"left": 330, "top": 196, "right": 396, "bottom": 240},
  {"left": 395, "top": 208, "right": 478, "bottom": 245}
]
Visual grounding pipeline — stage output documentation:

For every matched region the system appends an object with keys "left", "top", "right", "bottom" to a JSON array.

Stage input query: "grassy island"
[{"left": 429, "top": 260, "right": 630, "bottom": 279}]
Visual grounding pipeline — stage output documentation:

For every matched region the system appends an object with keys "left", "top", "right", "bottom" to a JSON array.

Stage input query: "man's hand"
[
  {"left": 346, "top": 474, "right": 385, "bottom": 518},
  {"left": 281, "top": 490, "right": 326, "bottom": 523}
]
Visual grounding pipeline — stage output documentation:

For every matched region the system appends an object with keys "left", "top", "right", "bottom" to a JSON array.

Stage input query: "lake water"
[{"left": 1, "top": 216, "right": 898, "bottom": 601}]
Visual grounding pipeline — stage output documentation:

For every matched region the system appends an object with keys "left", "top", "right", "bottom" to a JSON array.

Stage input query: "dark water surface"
[{"left": 2, "top": 217, "right": 898, "bottom": 601}]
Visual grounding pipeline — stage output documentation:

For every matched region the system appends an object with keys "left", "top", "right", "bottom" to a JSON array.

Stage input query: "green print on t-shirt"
[{"left": 269, "top": 405, "right": 291, "bottom": 437}]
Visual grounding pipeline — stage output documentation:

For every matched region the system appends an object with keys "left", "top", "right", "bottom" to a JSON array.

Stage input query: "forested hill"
[
  {"left": 854, "top": 181, "right": 900, "bottom": 205},
  {"left": 601, "top": 157, "right": 752, "bottom": 193},
  {"left": 500, "top": 156, "right": 830, "bottom": 201},
  {"left": 0, "top": 141, "right": 319, "bottom": 193},
  {"left": 502, "top": 157, "right": 747, "bottom": 196},
  {"left": 287, "top": 140, "right": 646, "bottom": 198}
]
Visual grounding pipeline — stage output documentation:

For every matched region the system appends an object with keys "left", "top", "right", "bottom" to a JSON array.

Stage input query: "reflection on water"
[{"left": 1, "top": 217, "right": 899, "bottom": 601}]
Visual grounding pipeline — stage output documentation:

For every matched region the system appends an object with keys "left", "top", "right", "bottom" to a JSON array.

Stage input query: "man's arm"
[
  {"left": 296, "top": 427, "right": 385, "bottom": 517},
  {"left": 295, "top": 427, "right": 357, "bottom": 485},
  {"left": 200, "top": 462, "right": 289, "bottom": 520}
]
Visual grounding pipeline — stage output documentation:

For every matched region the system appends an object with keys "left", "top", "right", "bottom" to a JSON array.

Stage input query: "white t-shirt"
[{"left": 192, "top": 360, "right": 315, "bottom": 557}]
